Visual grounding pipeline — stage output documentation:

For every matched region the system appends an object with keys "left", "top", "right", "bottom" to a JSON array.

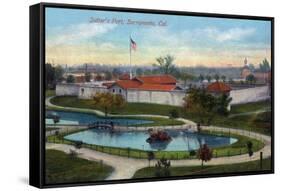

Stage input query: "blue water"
[
  {"left": 46, "top": 110, "right": 153, "bottom": 126},
  {"left": 65, "top": 129, "right": 238, "bottom": 151}
]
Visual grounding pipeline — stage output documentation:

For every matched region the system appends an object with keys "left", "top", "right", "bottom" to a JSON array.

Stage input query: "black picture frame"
[{"left": 30, "top": 2, "right": 274, "bottom": 188}]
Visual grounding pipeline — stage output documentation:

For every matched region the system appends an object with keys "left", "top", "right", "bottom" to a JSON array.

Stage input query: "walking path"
[
  {"left": 46, "top": 96, "right": 271, "bottom": 180},
  {"left": 228, "top": 108, "right": 271, "bottom": 118},
  {"left": 46, "top": 125, "right": 271, "bottom": 180}
]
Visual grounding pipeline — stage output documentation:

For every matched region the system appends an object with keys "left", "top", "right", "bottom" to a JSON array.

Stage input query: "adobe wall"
[
  {"left": 55, "top": 84, "right": 80, "bottom": 96},
  {"left": 126, "top": 90, "right": 186, "bottom": 106},
  {"left": 78, "top": 86, "right": 108, "bottom": 99},
  {"left": 230, "top": 85, "right": 270, "bottom": 105}
]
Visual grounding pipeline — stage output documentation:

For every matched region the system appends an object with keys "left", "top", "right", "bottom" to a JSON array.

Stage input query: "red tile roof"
[
  {"left": 135, "top": 75, "right": 177, "bottom": 84},
  {"left": 114, "top": 79, "right": 142, "bottom": 89},
  {"left": 207, "top": 82, "right": 232, "bottom": 93},
  {"left": 112, "top": 75, "right": 179, "bottom": 91},
  {"left": 137, "top": 84, "right": 176, "bottom": 91}
]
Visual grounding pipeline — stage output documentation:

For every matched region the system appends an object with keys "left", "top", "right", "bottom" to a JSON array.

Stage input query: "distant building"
[
  {"left": 241, "top": 58, "right": 270, "bottom": 83},
  {"left": 206, "top": 82, "right": 232, "bottom": 96}
]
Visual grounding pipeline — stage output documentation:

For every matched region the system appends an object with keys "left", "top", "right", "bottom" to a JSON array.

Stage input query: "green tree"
[
  {"left": 214, "top": 74, "right": 220, "bottom": 82},
  {"left": 66, "top": 75, "right": 75, "bottom": 83},
  {"left": 136, "top": 68, "right": 144, "bottom": 76},
  {"left": 206, "top": 75, "right": 212, "bottom": 83},
  {"left": 180, "top": 73, "right": 194, "bottom": 87},
  {"left": 259, "top": 58, "right": 270, "bottom": 72},
  {"left": 215, "top": 93, "right": 232, "bottom": 116},
  {"left": 54, "top": 65, "right": 64, "bottom": 83},
  {"left": 104, "top": 71, "right": 113, "bottom": 80},
  {"left": 221, "top": 75, "right": 226, "bottom": 82},
  {"left": 246, "top": 74, "right": 256, "bottom": 84},
  {"left": 92, "top": 92, "right": 125, "bottom": 116},
  {"left": 85, "top": 72, "right": 92, "bottom": 82},
  {"left": 183, "top": 88, "right": 216, "bottom": 124},
  {"left": 154, "top": 55, "right": 176, "bottom": 74},
  {"left": 198, "top": 74, "right": 204, "bottom": 83},
  {"left": 45, "top": 63, "right": 55, "bottom": 88}
]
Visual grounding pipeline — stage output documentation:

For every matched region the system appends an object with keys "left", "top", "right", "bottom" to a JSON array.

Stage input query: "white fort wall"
[
  {"left": 126, "top": 90, "right": 186, "bottom": 106},
  {"left": 55, "top": 84, "right": 270, "bottom": 107},
  {"left": 230, "top": 86, "right": 270, "bottom": 105},
  {"left": 55, "top": 84, "right": 80, "bottom": 96},
  {"left": 79, "top": 86, "right": 108, "bottom": 99}
]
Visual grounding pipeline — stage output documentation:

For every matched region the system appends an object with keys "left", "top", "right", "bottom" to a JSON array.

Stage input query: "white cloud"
[
  {"left": 202, "top": 27, "right": 256, "bottom": 42},
  {"left": 47, "top": 23, "right": 116, "bottom": 45}
]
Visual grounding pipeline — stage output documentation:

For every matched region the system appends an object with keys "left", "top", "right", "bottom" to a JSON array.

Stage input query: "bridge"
[{"left": 88, "top": 121, "right": 116, "bottom": 130}]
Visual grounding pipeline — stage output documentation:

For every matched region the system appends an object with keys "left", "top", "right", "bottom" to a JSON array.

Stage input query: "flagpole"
[{"left": 129, "top": 35, "right": 132, "bottom": 79}]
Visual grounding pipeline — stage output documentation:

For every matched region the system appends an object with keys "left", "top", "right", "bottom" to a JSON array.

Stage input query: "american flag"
[{"left": 130, "top": 38, "right": 137, "bottom": 51}]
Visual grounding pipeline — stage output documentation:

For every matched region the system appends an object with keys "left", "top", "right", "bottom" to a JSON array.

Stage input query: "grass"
[
  {"left": 133, "top": 157, "right": 272, "bottom": 178},
  {"left": 50, "top": 96, "right": 272, "bottom": 135},
  {"left": 46, "top": 129, "right": 264, "bottom": 160},
  {"left": 46, "top": 127, "right": 59, "bottom": 132},
  {"left": 45, "top": 149, "right": 113, "bottom": 184},
  {"left": 230, "top": 100, "right": 271, "bottom": 114},
  {"left": 45, "top": 89, "right": 55, "bottom": 98},
  {"left": 51, "top": 96, "right": 181, "bottom": 116}
]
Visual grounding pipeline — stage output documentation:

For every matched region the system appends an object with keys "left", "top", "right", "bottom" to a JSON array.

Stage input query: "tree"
[
  {"left": 55, "top": 65, "right": 64, "bottom": 83},
  {"left": 136, "top": 68, "right": 144, "bottom": 76},
  {"left": 198, "top": 74, "right": 204, "bottom": 83},
  {"left": 214, "top": 74, "right": 220, "bottom": 82},
  {"left": 92, "top": 92, "right": 125, "bottom": 116},
  {"left": 215, "top": 93, "right": 232, "bottom": 116},
  {"left": 180, "top": 73, "right": 194, "bottom": 87},
  {"left": 45, "top": 63, "right": 55, "bottom": 88},
  {"left": 206, "top": 75, "right": 212, "bottom": 83},
  {"left": 197, "top": 144, "right": 213, "bottom": 167},
  {"left": 259, "top": 58, "right": 270, "bottom": 72},
  {"left": 104, "top": 71, "right": 113, "bottom": 80},
  {"left": 66, "top": 75, "right": 75, "bottom": 83},
  {"left": 221, "top": 75, "right": 226, "bottom": 82},
  {"left": 183, "top": 88, "right": 216, "bottom": 124},
  {"left": 85, "top": 72, "right": 92, "bottom": 82},
  {"left": 147, "top": 151, "right": 155, "bottom": 167},
  {"left": 246, "top": 74, "right": 256, "bottom": 84},
  {"left": 154, "top": 55, "right": 176, "bottom": 74}
]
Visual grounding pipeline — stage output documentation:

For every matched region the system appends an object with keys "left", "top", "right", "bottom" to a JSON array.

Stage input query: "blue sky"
[{"left": 46, "top": 7, "right": 271, "bottom": 67}]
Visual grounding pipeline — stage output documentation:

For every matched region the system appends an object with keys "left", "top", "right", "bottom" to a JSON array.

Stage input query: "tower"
[{"left": 244, "top": 57, "right": 248, "bottom": 66}]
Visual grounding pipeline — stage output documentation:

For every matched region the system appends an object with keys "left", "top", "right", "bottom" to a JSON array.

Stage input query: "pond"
[
  {"left": 45, "top": 110, "right": 153, "bottom": 126},
  {"left": 64, "top": 129, "right": 238, "bottom": 151}
]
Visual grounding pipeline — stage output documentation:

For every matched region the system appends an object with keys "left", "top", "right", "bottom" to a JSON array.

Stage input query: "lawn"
[
  {"left": 230, "top": 100, "right": 271, "bottom": 114},
  {"left": 50, "top": 96, "right": 181, "bottom": 116},
  {"left": 45, "top": 149, "right": 113, "bottom": 184},
  {"left": 133, "top": 157, "right": 272, "bottom": 178},
  {"left": 50, "top": 96, "right": 272, "bottom": 135},
  {"left": 45, "top": 89, "right": 55, "bottom": 98}
]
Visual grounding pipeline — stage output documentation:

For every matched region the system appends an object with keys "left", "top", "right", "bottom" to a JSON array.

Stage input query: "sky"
[{"left": 46, "top": 7, "right": 271, "bottom": 67}]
